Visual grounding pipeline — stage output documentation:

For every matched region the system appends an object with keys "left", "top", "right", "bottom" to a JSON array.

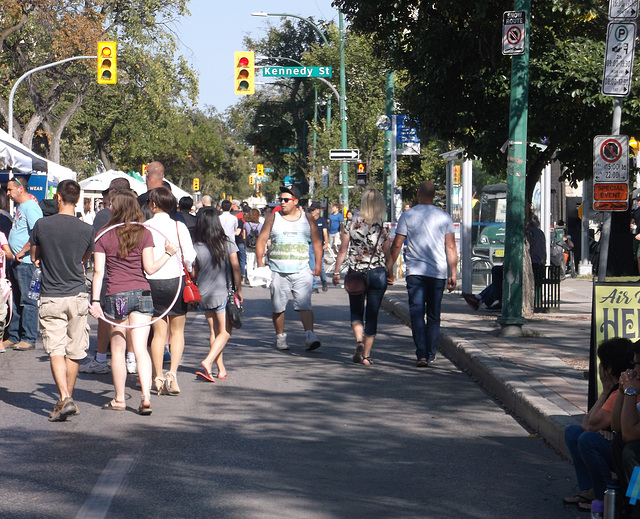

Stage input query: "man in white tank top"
[{"left": 256, "top": 186, "right": 323, "bottom": 351}]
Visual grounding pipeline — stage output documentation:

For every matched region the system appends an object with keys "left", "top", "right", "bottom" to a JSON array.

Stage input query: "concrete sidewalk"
[{"left": 382, "top": 276, "right": 594, "bottom": 458}]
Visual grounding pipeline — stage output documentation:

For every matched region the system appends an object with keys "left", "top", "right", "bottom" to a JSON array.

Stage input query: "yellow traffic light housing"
[
  {"left": 97, "top": 42, "right": 117, "bottom": 84},
  {"left": 249, "top": 175, "right": 255, "bottom": 185},
  {"left": 235, "top": 51, "right": 255, "bottom": 95},
  {"left": 193, "top": 178, "right": 200, "bottom": 192}
]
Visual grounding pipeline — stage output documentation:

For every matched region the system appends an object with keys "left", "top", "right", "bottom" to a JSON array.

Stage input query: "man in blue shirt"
[
  {"left": 328, "top": 203, "right": 344, "bottom": 253},
  {"left": 5, "top": 175, "right": 43, "bottom": 351},
  {"left": 387, "top": 181, "right": 458, "bottom": 367}
]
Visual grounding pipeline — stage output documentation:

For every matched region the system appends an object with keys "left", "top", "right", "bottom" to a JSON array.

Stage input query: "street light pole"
[
  {"left": 8, "top": 55, "right": 96, "bottom": 139},
  {"left": 338, "top": 10, "right": 349, "bottom": 212},
  {"left": 251, "top": 10, "right": 348, "bottom": 207}
]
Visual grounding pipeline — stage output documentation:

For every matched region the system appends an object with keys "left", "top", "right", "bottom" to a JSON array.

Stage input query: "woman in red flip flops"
[{"left": 193, "top": 208, "right": 242, "bottom": 382}]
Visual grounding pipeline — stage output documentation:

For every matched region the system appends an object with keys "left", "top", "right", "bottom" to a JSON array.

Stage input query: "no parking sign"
[
  {"left": 502, "top": 11, "right": 526, "bottom": 56},
  {"left": 593, "top": 135, "right": 629, "bottom": 211}
]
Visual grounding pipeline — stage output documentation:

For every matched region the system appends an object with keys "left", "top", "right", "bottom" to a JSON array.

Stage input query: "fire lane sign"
[
  {"left": 602, "top": 22, "right": 636, "bottom": 96},
  {"left": 593, "top": 135, "right": 629, "bottom": 211},
  {"left": 502, "top": 11, "right": 526, "bottom": 56}
]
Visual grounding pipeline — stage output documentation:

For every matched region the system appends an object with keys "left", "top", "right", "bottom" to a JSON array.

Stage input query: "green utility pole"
[
  {"left": 498, "top": 1, "right": 530, "bottom": 335},
  {"left": 339, "top": 10, "right": 349, "bottom": 211},
  {"left": 383, "top": 72, "right": 395, "bottom": 221}
]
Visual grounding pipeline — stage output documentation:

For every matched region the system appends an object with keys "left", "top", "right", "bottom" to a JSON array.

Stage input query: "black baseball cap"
[{"left": 280, "top": 185, "right": 302, "bottom": 199}]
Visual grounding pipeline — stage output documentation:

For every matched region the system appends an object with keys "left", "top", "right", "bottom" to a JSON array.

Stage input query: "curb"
[{"left": 381, "top": 292, "right": 582, "bottom": 458}]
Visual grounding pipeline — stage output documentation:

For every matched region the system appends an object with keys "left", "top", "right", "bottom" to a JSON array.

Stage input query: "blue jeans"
[
  {"left": 237, "top": 243, "right": 246, "bottom": 277},
  {"left": 308, "top": 243, "right": 327, "bottom": 289},
  {"left": 564, "top": 424, "right": 613, "bottom": 500},
  {"left": 7, "top": 261, "right": 38, "bottom": 345},
  {"left": 349, "top": 267, "right": 388, "bottom": 337},
  {"left": 406, "top": 275, "right": 446, "bottom": 361}
]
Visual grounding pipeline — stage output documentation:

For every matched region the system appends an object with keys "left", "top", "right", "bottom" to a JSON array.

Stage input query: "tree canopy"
[{"left": 334, "top": 0, "right": 639, "bottom": 201}]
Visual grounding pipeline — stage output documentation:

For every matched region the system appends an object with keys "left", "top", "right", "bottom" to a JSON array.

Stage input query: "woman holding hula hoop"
[
  {"left": 89, "top": 190, "right": 178, "bottom": 415},
  {"left": 194, "top": 208, "right": 242, "bottom": 382},
  {"left": 145, "top": 187, "right": 196, "bottom": 396}
]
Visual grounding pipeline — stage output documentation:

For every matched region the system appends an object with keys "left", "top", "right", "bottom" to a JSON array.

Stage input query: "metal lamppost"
[{"left": 251, "top": 11, "right": 348, "bottom": 209}]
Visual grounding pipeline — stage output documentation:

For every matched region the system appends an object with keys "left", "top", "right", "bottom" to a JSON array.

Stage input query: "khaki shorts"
[
  {"left": 39, "top": 294, "right": 90, "bottom": 360},
  {"left": 270, "top": 268, "right": 313, "bottom": 313}
]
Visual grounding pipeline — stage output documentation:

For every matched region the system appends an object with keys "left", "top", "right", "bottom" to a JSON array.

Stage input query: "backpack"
[{"left": 246, "top": 223, "right": 259, "bottom": 249}]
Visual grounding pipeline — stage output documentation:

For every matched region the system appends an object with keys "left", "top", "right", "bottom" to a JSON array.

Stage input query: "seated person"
[
  {"left": 463, "top": 265, "right": 502, "bottom": 311},
  {"left": 563, "top": 337, "right": 633, "bottom": 513},
  {"left": 611, "top": 338, "right": 640, "bottom": 516}
]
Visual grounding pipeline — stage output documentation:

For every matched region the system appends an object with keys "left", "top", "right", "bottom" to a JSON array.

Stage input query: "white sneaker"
[
  {"left": 79, "top": 357, "right": 111, "bottom": 374},
  {"left": 305, "top": 331, "right": 321, "bottom": 351},
  {"left": 126, "top": 357, "right": 137, "bottom": 374},
  {"left": 275, "top": 333, "right": 289, "bottom": 350}
]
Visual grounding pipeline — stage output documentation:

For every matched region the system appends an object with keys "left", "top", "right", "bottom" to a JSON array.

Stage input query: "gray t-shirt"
[
  {"left": 395, "top": 204, "right": 454, "bottom": 279},
  {"left": 31, "top": 214, "right": 95, "bottom": 297},
  {"left": 194, "top": 239, "right": 239, "bottom": 309}
]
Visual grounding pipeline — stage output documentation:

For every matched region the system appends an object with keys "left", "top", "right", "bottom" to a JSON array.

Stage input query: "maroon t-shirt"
[{"left": 95, "top": 228, "right": 154, "bottom": 296}]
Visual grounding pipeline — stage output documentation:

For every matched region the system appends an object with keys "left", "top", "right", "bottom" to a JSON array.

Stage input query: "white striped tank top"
[{"left": 269, "top": 210, "right": 311, "bottom": 273}]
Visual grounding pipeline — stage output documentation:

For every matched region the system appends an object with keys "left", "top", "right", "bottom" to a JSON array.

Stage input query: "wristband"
[
  {"left": 91, "top": 299, "right": 100, "bottom": 303},
  {"left": 165, "top": 251, "right": 172, "bottom": 257}
]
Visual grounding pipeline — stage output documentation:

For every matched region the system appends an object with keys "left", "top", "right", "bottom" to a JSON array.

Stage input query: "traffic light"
[
  {"left": 356, "top": 162, "right": 368, "bottom": 185},
  {"left": 97, "top": 42, "right": 117, "bottom": 85},
  {"left": 235, "top": 51, "right": 255, "bottom": 95},
  {"left": 142, "top": 163, "right": 148, "bottom": 176},
  {"left": 193, "top": 178, "right": 200, "bottom": 191},
  {"left": 249, "top": 175, "right": 254, "bottom": 185}
]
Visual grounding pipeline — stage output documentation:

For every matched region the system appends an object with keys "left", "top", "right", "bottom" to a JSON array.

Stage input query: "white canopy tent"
[
  {"left": 79, "top": 170, "right": 194, "bottom": 212},
  {"left": 0, "top": 128, "right": 76, "bottom": 184}
]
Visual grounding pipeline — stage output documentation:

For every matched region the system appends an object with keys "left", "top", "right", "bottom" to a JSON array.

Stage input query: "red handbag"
[
  {"left": 183, "top": 269, "right": 201, "bottom": 303},
  {"left": 177, "top": 222, "right": 200, "bottom": 303}
]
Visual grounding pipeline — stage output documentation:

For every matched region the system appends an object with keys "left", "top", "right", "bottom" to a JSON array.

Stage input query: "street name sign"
[
  {"left": 263, "top": 66, "right": 332, "bottom": 78},
  {"left": 502, "top": 11, "right": 526, "bottom": 56},
  {"left": 279, "top": 148, "right": 297, "bottom": 153},
  {"left": 330, "top": 149, "right": 360, "bottom": 161},
  {"left": 602, "top": 22, "right": 636, "bottom": 96},
  {"left": 593, "top": 135, "right": 629, "bottom": 211},
  {"left": 609, "top": 0, "right": 639, "bottom": 20}
]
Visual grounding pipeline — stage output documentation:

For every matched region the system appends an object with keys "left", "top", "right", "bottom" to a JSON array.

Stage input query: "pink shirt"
[{"left": 95, "top": 228, "right": 154, "bottom": 296}]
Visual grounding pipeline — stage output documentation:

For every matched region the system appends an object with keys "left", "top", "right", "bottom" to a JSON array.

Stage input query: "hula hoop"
[{"left": 91, "top": 221, "right": 183, "bottom": 329}]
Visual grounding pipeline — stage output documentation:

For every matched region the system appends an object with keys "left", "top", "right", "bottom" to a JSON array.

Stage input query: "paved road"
[{"left": 1, "top": 286, "right": 580, "bottom": 518}]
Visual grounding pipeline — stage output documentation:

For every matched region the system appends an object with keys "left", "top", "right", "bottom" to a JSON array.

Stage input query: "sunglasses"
[{"left": 280, "top": 197, "right": 295, "bottom": 203}]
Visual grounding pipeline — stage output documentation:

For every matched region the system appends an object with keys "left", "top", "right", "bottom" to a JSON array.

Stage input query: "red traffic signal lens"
[
  {"left": 101, "top": 47, "right": 112, "bottom": 57},
  {"left": 238, "top": 57, "right": 249, "bottom": 67}
]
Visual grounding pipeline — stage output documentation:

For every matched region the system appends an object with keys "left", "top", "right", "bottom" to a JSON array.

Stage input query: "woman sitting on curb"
[{"left": 563, "top": 337, "right": 633, "bottom": 512}]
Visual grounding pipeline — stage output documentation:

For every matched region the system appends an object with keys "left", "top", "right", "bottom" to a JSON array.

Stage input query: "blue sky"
[{"left": 174, "top": 0, "right": 338, "bottom": 113}]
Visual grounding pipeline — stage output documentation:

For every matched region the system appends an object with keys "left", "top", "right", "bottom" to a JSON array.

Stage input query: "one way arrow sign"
[
  {"left": 609, "top": 0, "right": 639, "bottom": 20},
  {"left": 329, "top": 149, "right": 360, "bottom": 161}
]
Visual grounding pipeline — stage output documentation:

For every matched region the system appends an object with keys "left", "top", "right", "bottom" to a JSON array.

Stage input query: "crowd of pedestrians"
[{"left": 0, "top": 169, "right": 459, "bottom": 423}]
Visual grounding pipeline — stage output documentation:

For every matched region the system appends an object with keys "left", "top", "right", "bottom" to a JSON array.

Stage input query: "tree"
[
  {"left": 333, "top": 1, "right": 630, "bottom": 207},
  {"left": 0, "top": 0, "right": 194, "bottom": 166}
]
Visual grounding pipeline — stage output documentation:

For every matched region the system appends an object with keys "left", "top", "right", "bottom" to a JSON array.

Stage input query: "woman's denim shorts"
[{"left": 103, "top": 289, "right": 154, "bottom": 320}]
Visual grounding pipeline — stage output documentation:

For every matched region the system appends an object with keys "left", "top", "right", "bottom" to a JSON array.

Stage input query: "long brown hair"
[{"left": 106, "top": 190, "right": 146, "bottom": 259}]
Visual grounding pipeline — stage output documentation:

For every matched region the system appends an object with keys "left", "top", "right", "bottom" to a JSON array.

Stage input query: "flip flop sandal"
[
  {"left": 196, "top": 370, "right": 216, "bottom": 382},
  {"left": 563, "top": 490, "right": 594, "bottom": 506},
  {"left": 577, "top": 500, "right": 593, "bottom": 512},
  {"left": 352, "top": 343, "right": 364, "bottom": 363},
  {"left": 103, "top": 399, "right": 126, "bottom": 411},
  {"left": 137, "top": 401, "right": 152, "bottom": 415}
]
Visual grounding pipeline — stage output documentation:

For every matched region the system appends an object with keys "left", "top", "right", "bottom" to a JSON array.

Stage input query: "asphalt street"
[{"left": 1, "top": 286, "right": 582, "bottom": 518}]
